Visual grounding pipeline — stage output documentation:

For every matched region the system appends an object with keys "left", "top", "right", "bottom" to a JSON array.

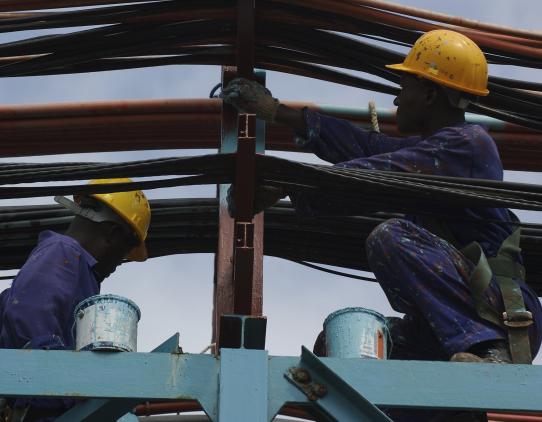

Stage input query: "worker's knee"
[{"left": 366, "top": 218, "right": 410, "bottom": 256}]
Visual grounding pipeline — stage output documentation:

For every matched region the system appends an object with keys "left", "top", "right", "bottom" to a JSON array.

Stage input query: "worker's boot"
[{"left": 450, "top": 340, "right": 512, "bottom": 364}]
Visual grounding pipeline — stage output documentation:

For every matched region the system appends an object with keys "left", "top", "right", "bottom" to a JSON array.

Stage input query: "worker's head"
[
  {"left": 386, "top": 30, "right": 489, "bottom": 134},
  {"left": 55, "top": 178, "right": 151, "bottom": 281}
]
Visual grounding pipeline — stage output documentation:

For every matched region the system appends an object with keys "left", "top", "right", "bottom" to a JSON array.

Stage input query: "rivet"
[{"left": 291, "top": 367, "right": 311, "bottom": 384}]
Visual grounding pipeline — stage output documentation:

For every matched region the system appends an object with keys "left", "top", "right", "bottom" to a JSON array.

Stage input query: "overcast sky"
[{"left": 1, "top": 0, "right": 541, "bottom": 366}]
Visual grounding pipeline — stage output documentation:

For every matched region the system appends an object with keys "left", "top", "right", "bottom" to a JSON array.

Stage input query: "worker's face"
[
  {"left": 394, "top": 74, "right": 435, "bottom": 134},
  {"left": 94, "top": 222, "right": 139, "bottom": 280}
]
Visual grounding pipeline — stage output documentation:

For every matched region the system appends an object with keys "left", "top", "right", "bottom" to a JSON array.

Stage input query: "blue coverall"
[
  {"left": 292, "top": 109, "right": 542, "bottom": 421},
  {"left": 0, "top": 230, "right": 99, "bottom": 421}
]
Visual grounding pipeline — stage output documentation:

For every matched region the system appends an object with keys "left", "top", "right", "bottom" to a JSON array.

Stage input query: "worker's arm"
[
  {"left": 1, "top": 238, "right": 98, "bottom": 412},
  {"left": 221, "top": 78, "right": 422, "bottom": 163},
  {"left": 289, "top": 107, "right": 422, "bottom": 164},
  {"left": 291, "top": 125, "right": 478, "bottom": 216}
]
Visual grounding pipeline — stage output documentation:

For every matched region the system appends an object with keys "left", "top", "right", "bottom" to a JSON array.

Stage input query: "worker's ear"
[{"left": 102, "top": 221, "right": 123, "bottom": 246}]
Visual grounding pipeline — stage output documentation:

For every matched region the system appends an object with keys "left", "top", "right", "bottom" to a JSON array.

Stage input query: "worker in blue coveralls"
[
  {"left": 222, "top": 29, "right": 542, "bottom": 422},
  {"left": 0, "top": 178, "right": 151, "bottom": 422}
]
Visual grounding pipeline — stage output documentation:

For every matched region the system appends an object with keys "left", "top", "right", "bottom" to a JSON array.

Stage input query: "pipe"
[
  {"left": 133, "top": 402, "right": 542, "bottom": 422},
  {"left": 271, "top": 0, "right": 542, "bottom": 59},
  {"left": 0, "top": 0, "right": 152, "bottom": 11},
  {"left": 487, "top": 414, "right": 542, "bottom": 422},
  {"left": 344, "top": 0, "right": 542, "bottom": 41},
  {"left": 0, "top": 99, "right": 529, "bottom": 130},
  {"left": 0, "top": 99, "right": 540, "bottom": 170}
]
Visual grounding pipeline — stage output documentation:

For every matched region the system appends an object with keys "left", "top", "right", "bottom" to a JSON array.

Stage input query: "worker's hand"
[
  {"left": 226, "top": 184, "right": 286, "bottom": 218},
  {"left": 221, "top": 78, "right": 280, "bottom": 123}
]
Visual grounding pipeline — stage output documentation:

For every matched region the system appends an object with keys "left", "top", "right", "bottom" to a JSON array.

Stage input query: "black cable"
[{"left": 294, "top": 260, "right": 377, "bottom": 282}]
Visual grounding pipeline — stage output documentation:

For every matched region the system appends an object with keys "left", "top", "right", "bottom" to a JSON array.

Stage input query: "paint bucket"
[
  {"left": 323, "top": 307, "right": 390, "bottom": 359},
  {"left": 74, "top": 294, "right": 141, "bottom": 352}
]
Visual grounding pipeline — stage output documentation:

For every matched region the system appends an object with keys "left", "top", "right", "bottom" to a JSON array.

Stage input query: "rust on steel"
[
  {"left": 213, "top": 0, "right": 263, "bottom": 349},
  {"left": 212, "top": 66, "right": 238, "bottom": 350},
  {"left": 1, "top": 99, "right": 541, "bottom": 172},
  {"left": 232, "top": 113, "right": 258, "bottom": 315}
]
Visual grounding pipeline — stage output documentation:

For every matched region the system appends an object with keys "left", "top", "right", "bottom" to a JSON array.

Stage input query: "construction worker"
[
  {"left": 0, "top": 178, "right": 151, "bottom": 422},
  {"left": 222, "top": 30, "right": 542, "bottom": 421}
]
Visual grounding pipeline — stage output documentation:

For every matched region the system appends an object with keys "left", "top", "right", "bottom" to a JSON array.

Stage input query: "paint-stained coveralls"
[
  {"left": 292, "top": 110, "right": 542, "bottom": 420},
  {"left": 294, "top": 109, "right": 542, "bottom": 356},
  {"left": 0, "top": 230, "right": 99, "bottom": 421}
]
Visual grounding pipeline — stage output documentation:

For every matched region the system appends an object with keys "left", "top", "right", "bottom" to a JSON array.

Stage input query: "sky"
[{"left": 0, "top": 0, "right": 541, "bottom": 368}]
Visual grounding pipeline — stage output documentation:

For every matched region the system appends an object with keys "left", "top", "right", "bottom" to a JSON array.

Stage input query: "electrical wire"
[
  {"left": 294, "top": 261, "right": 377, "bottom": 282},
  {"left": 0, "top": 1, "right": 540, "bottom": 130}
]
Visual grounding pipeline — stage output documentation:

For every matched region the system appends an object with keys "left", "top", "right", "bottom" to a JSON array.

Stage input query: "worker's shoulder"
[
  {"left": 438, "top": 123, "right": 492, "bottom": 142},
  {"left": 429, "top": 123, "right": 494, "bottom": 151},
  {"left": 27, "top": 230, "right": 91, "bottom": 266}
]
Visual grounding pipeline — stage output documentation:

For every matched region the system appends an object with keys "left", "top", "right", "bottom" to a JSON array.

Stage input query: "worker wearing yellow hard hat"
[
  {"left": 81, "top": 178, "right": 151, "bottom": 262},
  {"left": 222, "top": 26, "right": 541, "bottom": 390},
  {"left": 0, "top": 178, "right": 151, "bottom": 419},
  {"left": 386, "top": 29, "right": 489, "bottom": 96}
]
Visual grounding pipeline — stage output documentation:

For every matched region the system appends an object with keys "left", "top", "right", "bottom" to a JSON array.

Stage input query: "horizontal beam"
[
  {"left": 1, "top": 348, "right": 541, "bottom": 420},
  {"left": 0, "top": 99, "right": 538, "bottom": 171},
  {"left": 55, "top": 333, "right": 183, "bottom": 422},
  {"left": 268, "top": 355, "right": 542, "bottom": 417},
  {"left": 0, "top": 349, "right": 219, "bottom": 420}
]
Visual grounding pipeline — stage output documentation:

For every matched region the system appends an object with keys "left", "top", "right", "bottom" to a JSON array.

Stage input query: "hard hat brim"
[
  {"left": 386, "top": 63, "right": 490, "bottom": 97},
  {"left": 126, "top": 241, "right": 148, "bottom": 262}
]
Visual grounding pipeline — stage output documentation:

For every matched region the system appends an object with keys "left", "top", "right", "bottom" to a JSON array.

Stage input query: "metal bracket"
[{"left": 284, "top": 347, "right": 393, "bottom": 422}]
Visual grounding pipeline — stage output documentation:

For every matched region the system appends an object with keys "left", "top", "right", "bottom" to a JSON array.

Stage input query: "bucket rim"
[
  {"left": 74, "top": 294, "right": 141, "bottom": 320},
  {"left": 323, "top": 306, "right": 386, "bottom": 328}
]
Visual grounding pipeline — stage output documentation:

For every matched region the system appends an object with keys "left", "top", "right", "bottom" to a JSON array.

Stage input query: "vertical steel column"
[
  {"left": 219, "top": 349, "right": 269, "bottom": 421},
  {"left": 213, "top": 0, "right": 264, "bottom": 349},
  {"left": 213, "top": 66, "right": 239, "bottom": 348}
]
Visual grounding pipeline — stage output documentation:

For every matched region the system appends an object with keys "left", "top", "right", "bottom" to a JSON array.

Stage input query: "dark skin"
[{"left": 64, "top": 216, "right": 138, "bottom": 282}]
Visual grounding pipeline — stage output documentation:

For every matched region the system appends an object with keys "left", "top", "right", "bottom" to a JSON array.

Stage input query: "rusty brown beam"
[
  {"left": 1, "top": 99, "right": 541, "bottom": 171},
  {"left": 0, "top": 0, "right": 151, "bottom": 12}
]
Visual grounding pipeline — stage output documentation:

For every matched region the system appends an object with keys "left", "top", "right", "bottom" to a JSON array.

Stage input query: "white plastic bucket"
[
  {"left": 324, "top": 307, "right": 390, "bottom": 359},
  {"left": 74, "top": 294, "right": 141, "bottom": 352}
]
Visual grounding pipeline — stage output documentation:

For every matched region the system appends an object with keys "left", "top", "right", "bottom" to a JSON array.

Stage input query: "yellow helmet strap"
[{"left": 441, "top": 86, "right": 473, "bottom": 111}]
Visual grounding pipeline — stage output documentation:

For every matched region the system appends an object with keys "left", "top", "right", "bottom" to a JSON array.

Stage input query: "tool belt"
[{"left": 425, "top": 217, "right": 533, "bottom": 364}]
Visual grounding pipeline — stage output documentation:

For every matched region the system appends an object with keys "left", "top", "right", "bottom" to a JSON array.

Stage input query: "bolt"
[
  {"left": 291, "top": 368, "right": 311, "bottom": 384},
  {"left": 310, "top": 383, "right": 327, "bottom": 398}
]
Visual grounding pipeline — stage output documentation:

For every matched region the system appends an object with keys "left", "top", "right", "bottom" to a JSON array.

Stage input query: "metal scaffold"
[{"left": 0, "top": 1, "right": 541, "bottom": 421}]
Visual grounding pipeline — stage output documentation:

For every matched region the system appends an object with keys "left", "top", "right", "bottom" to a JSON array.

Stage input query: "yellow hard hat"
[
  {"left": 386, "top": 30, "right": 489, "bottom": 96},
  {"left": 88, "top": 178, "right": 151, "bottom": 262}
]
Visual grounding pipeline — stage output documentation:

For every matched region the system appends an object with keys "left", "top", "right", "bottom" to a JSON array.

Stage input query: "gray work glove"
[
  {"left": 221, "top": 77, "right": 280, "bottom": 123},
  {"left": 227, "top": 184, "right": 286, "bottom": 217}
]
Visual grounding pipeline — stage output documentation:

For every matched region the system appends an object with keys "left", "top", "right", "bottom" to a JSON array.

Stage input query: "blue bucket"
[
  {"left": 324, "top": 307, "right": 390, "bottom": 359},
  {"left": 74, "top": 294, "right": 141, "bottom": 352}
]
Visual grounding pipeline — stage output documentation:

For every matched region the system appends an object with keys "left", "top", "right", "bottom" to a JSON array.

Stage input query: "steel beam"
[
  {"left": 268, "top": 355, "right": 542, "bottom": 418},
  {"left": 236, "top": 0, "right": 255, "bottom": 79},
  {"left": 55, "top": 333, "right": 182, "bottom": 422},
  {"left": 0, "top": 349, "right": 219, "bottom": 421},
  {"left": 213, "top": 66, "right": 239, "bottom": 350},
  {"left": 218, "top": 349, "right": 268, "bottom": 421},
  {"left": 284, "top": 347, "right": 392, "bottom": 422},
  {"left": 1, "top": 349, "right": 542, "bottom": 420},
  {"left": 212, "top": 0, "right": 266, "bottom": 349}
]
